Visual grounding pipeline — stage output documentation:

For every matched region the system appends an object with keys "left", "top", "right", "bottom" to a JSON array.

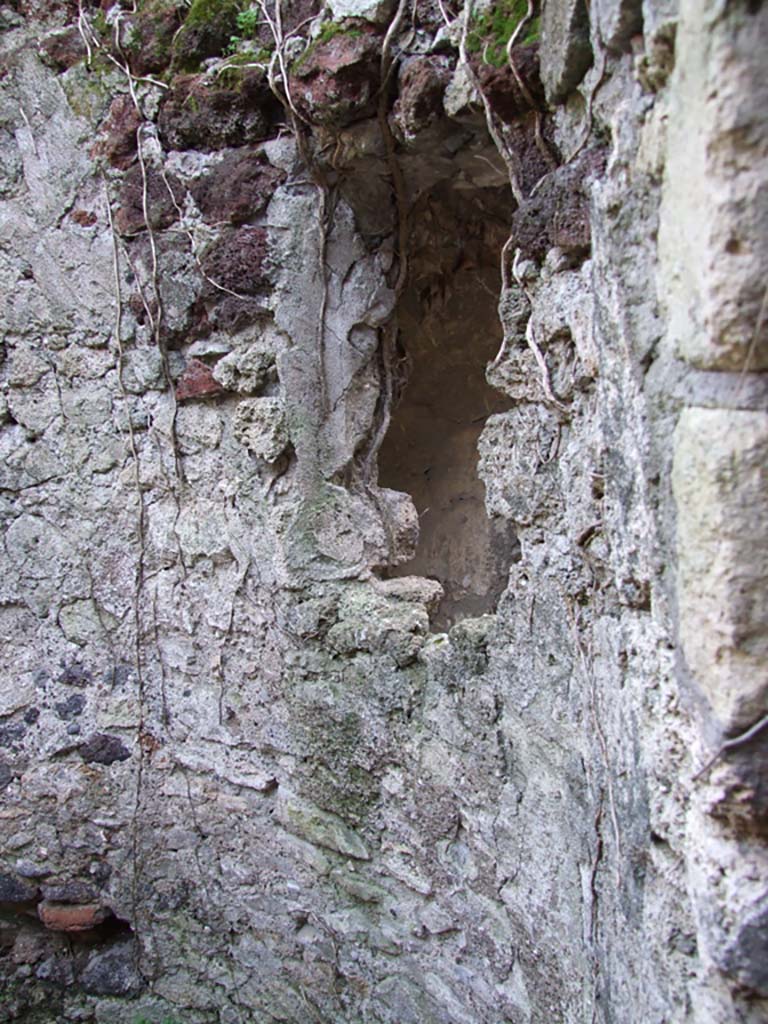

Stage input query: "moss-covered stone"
[
  {"left": 157, "top": 71, "right": 279, "bottom": 150},
  {"left": 125, "top": 0, "right": 184, "bottom": 76},
  {"left": 172, "top": 0, "right": 243, "bottom": 71},
  {"left": 288, "top": 21, "right": 382, "bottom": 127}
]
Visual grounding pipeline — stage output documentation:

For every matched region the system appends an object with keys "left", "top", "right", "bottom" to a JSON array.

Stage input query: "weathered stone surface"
[
  {"left": 660, "top": 0, "right": 768, "bottom": 370},
  {"left": 327, "top": 0, "right": 395, "bottom": 23},
  {"left": 276, "top": 790, "right": 371, "bottom": 860},
  {"left": 233, "top": 396, "right": 289, "bottom": 460},
  {"left": 593, "top": 0, "right": 643, "bottom": 52},
  {"left": 673, "top": 408, "right": 768, "bottom": 732},
  {"left": 1, "top": 4, "right": 767, "bottom": 1023},
  {"left": 540, "top": 0, "right": 592, "bottom": 104},
  {"left": 212, "top": 343, "right": 275, "bottom": 393}
]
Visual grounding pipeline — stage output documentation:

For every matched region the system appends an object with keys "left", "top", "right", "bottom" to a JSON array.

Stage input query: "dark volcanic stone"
[
  {"left": 290, "top": 25, "right": 382, "bottom": 127},
  {"left": 35, "top": 955, "right": 75, "bottom": 986},
  {"left": 505, "top": 111, "right": 558, "bottom": 197},
  {"left": 392, "top": 56, "right": 452, "bottom": 140},
  {"left": 42, "top": 880, "right": 99, "bottom": 903},
  {"left": 80, "top": 939, "right": 143, "bottom": 996},
  {"left": 97, "top": 95, "right": 142, "bottom": 170},
  {"left": 79, "top": 733, "right": 131, "bottom": 765},
  {"left": 103, "top": 663, "right": 133, "bottom": 687},
  {"left": 475, "top": 44, "right": 546, "bottom": 123},
  {"left": 210, "top": 296, "right": 271, "bottom": 332},
  {"left": 190, "top": 150, "right": 286, "bottom": 225},
  {"left": 0, "top": 873, "right": 38, "bottom": 905},
  {"left": 114, "top": 164, "right": 185, "bottom": 236},
  {"left": 721, "top": 904, "right": 768, "bottom": 996},
  {"left": 158, "top": 72, "right": 280, "bottom": 151},
  {"left": 54, "top": 693, "right": 86, "bottom": 720},
  {"left": 58, "top": 662, "right": 91, "bottom": 687},
  {"left": 38, "top": 27, "right": 86, "bottom": 71},
  {"left": 0, "top": 722, "right": 26, "bottom": 748},
  {"left": 201, "top": 227, "right": 270, "bottom": 296},
  {"left": 171, "top": 0, "right": 240, "bottom": 72},
  {"left": 125, "top": 0, "right": 183, "bottom": 76},
  {"left": 510, "top": 146, "right": 606, "bottom": 261}
]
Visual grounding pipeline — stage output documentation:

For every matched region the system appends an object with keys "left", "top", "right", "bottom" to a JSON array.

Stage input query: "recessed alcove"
[{"left": 377, "top": 184, "right": 518, "bottom": 629}]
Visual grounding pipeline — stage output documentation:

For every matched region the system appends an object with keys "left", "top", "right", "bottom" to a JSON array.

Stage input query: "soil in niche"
[{"left": 377, "top": 184, "right": 517, "bottom": 630}]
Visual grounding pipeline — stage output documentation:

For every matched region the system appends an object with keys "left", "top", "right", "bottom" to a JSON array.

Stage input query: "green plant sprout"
[
  {"left": 466, "top": 0, "right": 540, "bottom": 67},
  {"left": 227, "top": 5, "right": 260, "bottom": 52}
]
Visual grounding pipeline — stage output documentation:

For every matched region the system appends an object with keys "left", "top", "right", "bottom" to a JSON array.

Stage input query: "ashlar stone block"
[{"left": 673, "top": 408, "right": 768, "bottom": 732}]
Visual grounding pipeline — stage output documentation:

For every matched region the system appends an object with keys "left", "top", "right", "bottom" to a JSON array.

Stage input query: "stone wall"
[{"left": 0, "top": 0, "right": 766, "bottom": 1022}]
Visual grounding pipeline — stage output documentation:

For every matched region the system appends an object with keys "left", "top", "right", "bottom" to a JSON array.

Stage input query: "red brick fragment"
[
  {"left": 71, "top": 210, "right": 97, "bottom": 227},
  {"left": 38, "top": 901, "right": 112, "bottom": 933},
  {"left": 176, "top": 359, "right": 226, "bottom": 402}
]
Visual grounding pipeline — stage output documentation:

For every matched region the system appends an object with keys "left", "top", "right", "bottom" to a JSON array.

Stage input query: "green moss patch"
[
  {"left": 172, "top": 0, "right": 244, "bottom": 71},
  {"left": 467, "top": 0, "right": 539, "bottom": 67}
]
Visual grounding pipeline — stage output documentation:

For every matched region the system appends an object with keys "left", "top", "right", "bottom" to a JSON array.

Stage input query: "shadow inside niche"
[{"left": 377, "top": 184, "right": 518, "bottom": 630}]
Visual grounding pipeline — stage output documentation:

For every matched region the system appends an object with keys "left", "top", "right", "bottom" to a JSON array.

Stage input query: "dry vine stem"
[
  {"left": 692, "top": 711, "right": 768, "bottom": 782},
  {"left": 505, "top": 0, "right": 557, "bottom": 171},
  {"left": 564, "top": 597, "right": 623, "bottom": 889},
  {"left": 103, "top": 175, "right": 151, "bottom": 980},
  {"left": 512, "top": 248, "right": 570, "bottom": 413},
  {"left": 459, "top": 0, "right": 525, "bottom": 204}
]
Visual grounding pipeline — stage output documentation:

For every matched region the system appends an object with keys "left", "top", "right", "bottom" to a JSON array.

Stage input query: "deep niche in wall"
[{"left": 377, "top": 182, "right": 518, "bottom": 629}]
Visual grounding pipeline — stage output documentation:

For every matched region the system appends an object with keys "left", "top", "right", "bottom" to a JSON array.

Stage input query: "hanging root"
[{"left": 692, "top": 712, "right": 768, "bottom": 783}]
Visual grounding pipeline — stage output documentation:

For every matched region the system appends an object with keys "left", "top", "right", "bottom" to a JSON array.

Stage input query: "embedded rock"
[
  {"left": 540, "top": 0, "right": 592, "bottom": 104},
  {"left": 158, "top": 73, "right": 280, "bottom": 151},
  {"left": 290, "top": 25, "right": 382, "bottom": 127},
  {"left": 189, "top": 149, "right": 286, "bottom": 225},
  {"left": 672, "top": 408, "right": 768, "bottom": 733},
  {"left": 233, "top": 396, "right": 289, "bottom": 460},
  {"left": 176, "top": 358, "right": 227, "bottom": 402},
  {"left": 78, "top": 734, "right": 131, "bottom": 766}
]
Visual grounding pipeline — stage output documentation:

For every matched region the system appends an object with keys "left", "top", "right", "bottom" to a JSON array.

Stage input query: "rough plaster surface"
[{"left": 0, "top": 1, "right": 767, "bottom": 1023}]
